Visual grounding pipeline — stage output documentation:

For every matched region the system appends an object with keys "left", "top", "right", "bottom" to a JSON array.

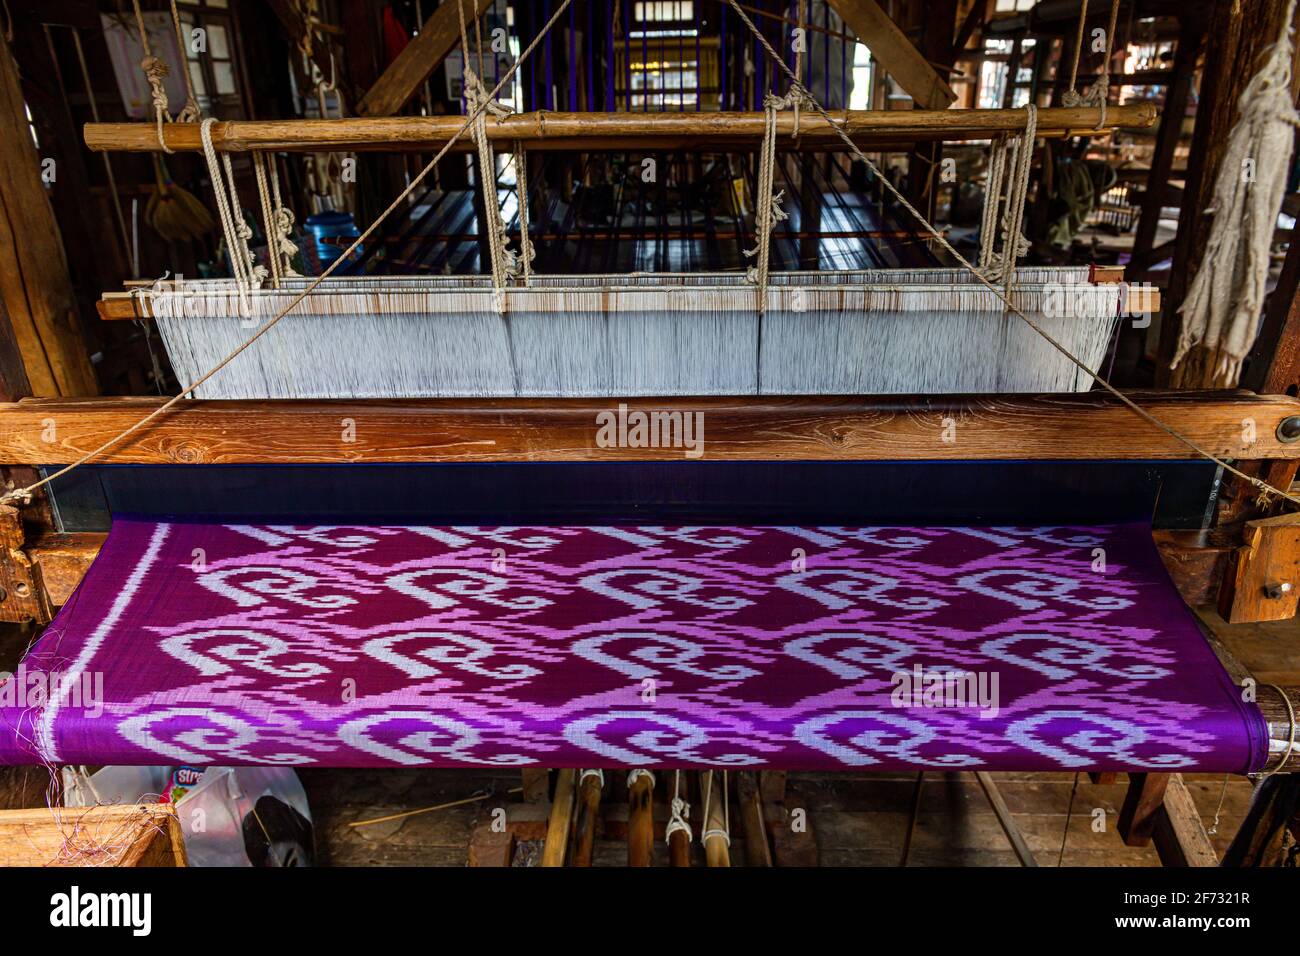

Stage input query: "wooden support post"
[
  {"left": 1218, "top": 513, "right": 1300, "bottom": 624},
  {"left": 468, "top": 798, "right": 514, "bottom": 867},
  {"left": 700, "top": 771, "right": 731, "bottom": 867},
  {"left": 0, "top": 32, "right": 97, "bottom": 396},
  {"left": 736, "top": 772, "right": 772, "bottom": 867},
  {"left": 975, "top": 771, "right": 1038, "bottom": 867},
  {"left": 667, "top": 770, "right": 692, "bottom": 868},
  {"left": 540, "top": 769, "right": 576, "bottom": 867},
  {"left": 626, "top": 769, "right": 655, "bottom": 867},
  {"left": 758, "top": 770, "right": 787, "bottom": 804},
  {"left": 1151, "top": 774, "right": 1219, "bottom": 867},
  {"left": 521, "top": 768, "right": 549, "bottom": 803},
  {"left": 570, "top": 770, "right": 603, "bottom": 867},
  {"left": 1117, "top": 772, "right": 1171, "bottom": 847}
]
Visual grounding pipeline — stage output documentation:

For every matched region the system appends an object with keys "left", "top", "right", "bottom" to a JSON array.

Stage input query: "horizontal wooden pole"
[
  {"left": 0, "top": 391, "right": 1295, "bottom": 465},
  {"left": 83, "top": 105, "right": 1156, "bottom": 154}
]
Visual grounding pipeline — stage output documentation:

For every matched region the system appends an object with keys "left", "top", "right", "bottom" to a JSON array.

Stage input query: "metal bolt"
[
  {"left": 1264, "top": 581, "right": 1294, "bottom": 599},
  {"left": 1277, "top": 416, "right": 1300, "bottom": 443}
]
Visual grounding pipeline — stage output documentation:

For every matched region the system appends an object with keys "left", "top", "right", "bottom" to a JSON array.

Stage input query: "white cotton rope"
[
  {"left": 253, "top": 153, "right": 282, "bottom": 287},
  {"left": 720, "top": 0, "right": 1300, "bottom": 511},
  {"left": 627, "top": 768, "right": 655, "bottom": 790},
  {"left": 1173, "top": 0, "right": 1300, "bottom": 383},
  {"left": 978, "top": 104, "right": 1038, "bottom": 295},
  {"left": 746, "top": 90, "right": 808, "bottom": 312},
  {"left": 701, "top": 770, "right": 731, "bottom": 849},
  {"left": 199, "top": 118, "right": 261, "bottom": 297},
  {"left": 1062, "top": 0, "right": 1121, "bottom": 130},
  {"left": 665, "top": 770, "right": 692, "bottom": 844},
  {"left": 578, "top": 768, "right": 604, "bottom": 787}
]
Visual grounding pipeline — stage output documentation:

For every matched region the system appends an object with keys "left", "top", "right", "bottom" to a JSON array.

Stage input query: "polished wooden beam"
[
  {"left": 82, "top": 105, "right": 1155, "bottom": 154},
  {"left": 0, "top": 391, "right": 1296, "bottom": 466},
  {"left": 540, "top": 769, "right": 576, "bottom": 868},
  {"left": 627, "top": 770, "right": 655, "bottom": 868},
  {"left": 1151, "top": 774, "right": 1218, "bottom": 867}
]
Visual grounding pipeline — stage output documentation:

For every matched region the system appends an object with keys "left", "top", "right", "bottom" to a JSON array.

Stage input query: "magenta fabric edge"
[{"left": 0, "top": 517, "right": 1274, "bottom": 772}]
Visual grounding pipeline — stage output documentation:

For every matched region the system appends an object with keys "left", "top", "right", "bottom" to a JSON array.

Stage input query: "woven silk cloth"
[{"left": 0, "top": 520, "right": 1267, "bottom": 772}]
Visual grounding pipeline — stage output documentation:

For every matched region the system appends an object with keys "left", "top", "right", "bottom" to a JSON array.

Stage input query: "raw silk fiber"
[{"left": 0, "top": 520, "right": 1266, "bottom": 772}]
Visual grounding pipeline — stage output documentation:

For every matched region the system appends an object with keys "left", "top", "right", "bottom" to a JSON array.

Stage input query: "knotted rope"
[
  {"left": 746, "top": 89, "right": 810, "bottom": 312},
  {"left": 665, "top": 770, "right": 692, "bottom": 845},
  {"left": 626, "top": 768, "right": 655, "bottom": 790},
  {"left": 1061, "top": 0, "right": 1120, "bottom": 130},
  {"left": 200, "top": 118, "right": 264, "bottom": 298},
  {"left": 253, "top": 151, "right": 301, "bottom": 284},
  {"left": 978, "top": 103, "right": 1038, "bottom": 297},
  {"left": 132, "top": 0, "right": 173, "bottom": 153},
  {"left": 513, "top": 142, "right": 535, "bottom": 284}
]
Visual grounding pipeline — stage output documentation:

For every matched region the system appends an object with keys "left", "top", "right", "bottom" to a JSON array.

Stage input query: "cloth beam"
[{"left": 0, "top": 520, "right": 1266, "bottom": 772}]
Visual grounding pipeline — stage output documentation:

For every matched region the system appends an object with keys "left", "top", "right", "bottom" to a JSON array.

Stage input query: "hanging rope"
[
  {"left": 513, "top": 142, "right": 534, "bottom": 284},
  {"left": 665, "top": 770, "right": 692, "bottom": 845},
  {"left": 0, "top": 0, "right": 577, "bottom": 508},
  {"left": 1257, "top": 684, "right": 1296, "bottom": 778},
  {"left": 132, "top": 0, "right": 173, "bottom": 153},
  {"left": 720, "top": 0, "right": 1300, "bottom": 511},
  {"left": 268, "top": 155, "right": 301, "bottom": 278},
  {"left": 458, "top": 0, "right": 524, "bottom": 294},
  {"left": 746, "top": 90, "right": 809, "bottom": 312},
  {"left": 200, "top": 118, "right": 263, "bottom": 296},
  {"left": 253, "top": 153, "right": 282, "bottom": 286},
  {"left": 168, "top": 0, "right": 201, "bottom": 122},
  {"left": 1061, "top": 0, "right": 1120, "bottom": 129},
  {"left": 979, "top": 104, "right": 1037, "bottom": 296},
  {"left": 701, "top": 770, "right": 731, "bottom": 849}
]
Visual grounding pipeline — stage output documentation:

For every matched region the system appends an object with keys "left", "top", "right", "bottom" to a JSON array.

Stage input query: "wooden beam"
[
  {"left": 700, "top": 771, "right": 731, "bottom": 867},
  {"left": 1118, "top": 772, "right": 1170, "bottom": 847},
  {"left": 1151, "top": 774, "right": 1218, "bottom": 867},
  {"left": 540, "top": 769, "right": 576, "bottom": 867},
  {"left": 0, "top": 33, "right": 97, "bottom": 396},
  {"left": 737, "top": 772, "right": 772, "bottom": 867},
  {"left": 570, "top": 770, "right": 603, "bottom": 867},
  {"left": 627, "top": 770, "right": 655, "bottom": 867},
  {"left": 82, "top": 104, "right": 1155, "bottom": 153},
  {"left": 1218, "top": 512, "right": 1300, "bottom": 624},
  {"left": 356, "top": 0, "right": 493, "bottom": 117},
  {"left": 1221, "top": 772, "right": 1300, "bottom": 867},
  {"left": 520, "top": 768, "right": 549, "bottom": 803},
  {"left": 974, "top": 771, "right": 1038, "bottom": 867},
  {"left": 1, "top": 391, "right": 1297, "bottom": 466},
  {"left": 828, "top": 0, "right": 957, "bottom": 110}
]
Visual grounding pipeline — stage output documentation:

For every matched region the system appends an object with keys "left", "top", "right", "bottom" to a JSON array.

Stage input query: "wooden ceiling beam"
[{"left": 827, "top": 0, "right": 957, "bottom": 109}]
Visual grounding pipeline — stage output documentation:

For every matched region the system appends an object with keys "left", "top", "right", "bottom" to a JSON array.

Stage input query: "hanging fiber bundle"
[{"left": 1173, "top": 1, "right": 1300, "bottom": 382}]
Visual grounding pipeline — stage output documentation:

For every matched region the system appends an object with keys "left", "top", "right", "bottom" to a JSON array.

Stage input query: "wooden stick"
[
  {"left": 570, "top": 770, "right": 603, "bottom": 867},
  {"left": 82, "top": 105, "right": 1156, "bottom": 154},
  {"left": 540, "top": 769, "right": 576, "bottom": 868},
  {"left": 627, "top": 770, "right": 655, "bottom": 867},
  {"left": 975, "top": 771, "right": 1039, "bottom": 867},
  {"left": 736, "top": 772, "right": 772, "bottom": 867},
  {"left": 900, "top": 771, "right": 924, "bottom": 867},
  {"left": 701, "top": 771, "right": 731, "bottom": 868},
  {"left": 667, "top": 770, "right": 692, "bottom": 868},
  {"left": 1117, "top": 772, "right": 1170, "bottom": 848}
]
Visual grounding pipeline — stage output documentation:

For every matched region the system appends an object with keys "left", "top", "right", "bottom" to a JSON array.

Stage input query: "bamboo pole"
[
  {"left": 83, "top": 105, "right": 1155, "bottom": 154},
  {"left": 700, "top": 771, "right": 732, "bottom": 868},
  {"left": 540, "top": 769, "right": 576, "bottom": 868},
  {"left": 627, "top": 770, "right": 655, "bottom": 867},
  {"left": 570, "top": 770, "right": 603, "bottom": 867}
]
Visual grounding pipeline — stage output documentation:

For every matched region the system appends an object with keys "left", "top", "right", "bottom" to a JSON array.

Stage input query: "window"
[
  {"left": 177, "top": 0, "right": 244, "bottom": 117},
  {"left": 635, "top": 1, "right": 694, "bottom": 21}
]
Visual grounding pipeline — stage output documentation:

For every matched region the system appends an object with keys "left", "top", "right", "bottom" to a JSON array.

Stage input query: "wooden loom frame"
[{"left": 0, "top": 56, "right": 1293, "bottom": 863}]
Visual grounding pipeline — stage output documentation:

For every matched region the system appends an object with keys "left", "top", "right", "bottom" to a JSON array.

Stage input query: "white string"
[
  {"left": 701, "top": 770, "right": 731, "bottom": 849},
  {"left": 199, "top": 118, "right": 261, "bottom": 298},
  {"left": 626, "top": 768, "right": 655, "bottom": 789},
  {"left": 665, "top": 769, "right": 692, "bottom": 844}
]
